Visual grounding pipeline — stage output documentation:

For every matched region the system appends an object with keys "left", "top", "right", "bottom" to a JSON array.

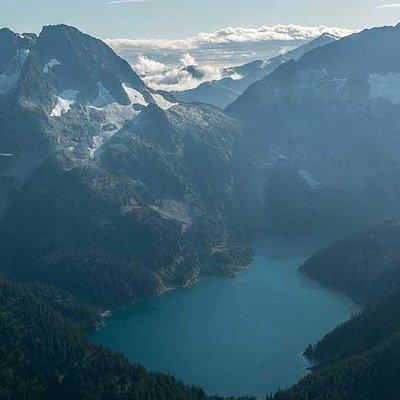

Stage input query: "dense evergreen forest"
[
  {"left": 0, "top": 277, "right": 254, "bottom": 400},
  {"left": 301, "top": 219, "right": 400, "bottom": 305},
  {"left": 266, "top": 221, "right": 400, "bottom": 399},
  {"left": 4, "top": 264, "right": 400, "bottom": 400}
]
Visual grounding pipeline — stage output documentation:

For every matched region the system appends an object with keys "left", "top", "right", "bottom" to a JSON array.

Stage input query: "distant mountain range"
[{"left": 173, "top": 33, "right": 339, "bottom": 108}]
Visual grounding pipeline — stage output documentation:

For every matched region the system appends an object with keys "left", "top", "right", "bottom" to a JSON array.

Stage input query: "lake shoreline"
[
  {"left": 90, "top": 238, "right": 359, "bottom": 397},
  {"left": 96, "top": 262, "right": 254, "bottom": 326}
]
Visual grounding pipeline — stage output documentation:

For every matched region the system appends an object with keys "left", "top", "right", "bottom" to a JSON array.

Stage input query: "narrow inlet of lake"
[{"left": 90, "top": 238, "right": 360, "bottom": 397}]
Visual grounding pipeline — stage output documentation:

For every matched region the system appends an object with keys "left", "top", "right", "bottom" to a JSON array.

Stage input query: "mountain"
[
  {"left": 0, "top": 25, "right": 175, "bottom": 214},
  {"left": 0, "top": 24, "right": 254, "bottom": 308},
  {"left": 226, "top": 20, "right": 400, "bottom": 302},
  {"left": 3, "top": 22, "right": 400, "bottom": 400},
  {"left": 173, "top": 33, "right": 338, "bottom": 108},
  {"left": 0, "top": 28, "right": 36, "bottom": 78},
  {"left": 226, "top": 22, "right": 400, "bottom": 301},
  {"left": 228, "top": 26, "right": 400, "bottom": 398},
  {"left": 0, "top": 28, "right": 37, "bottom": 216},
  {"left": 0, "top": 25, "right": 359, "bottom": 309},
  {"left": 0, "top": 26, "right": 257, "bottom": 398},
  {"left": 228, "top": 24, "right": 400, "bottom": 197}
]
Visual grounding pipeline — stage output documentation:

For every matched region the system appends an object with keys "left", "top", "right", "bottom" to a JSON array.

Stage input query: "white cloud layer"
[
  {"left": 106, "top": 24, "right": 355, "bottom": 51},
  {"left": 134, "top": 53, "right": 229, "bottom": 91},
  {"left": 106, "top": 24, "right": 356, "bottom": 91},
  {"left": 134, "top": 56, "right": 166, "bottom": 75},
  {"left": 375, "top": 3, "right": 400, "bottom": 8}
]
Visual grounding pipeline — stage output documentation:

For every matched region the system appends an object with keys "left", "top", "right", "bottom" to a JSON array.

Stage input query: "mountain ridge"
[{"left": 173, "top": 33, "right": 339, "bottom": 108}]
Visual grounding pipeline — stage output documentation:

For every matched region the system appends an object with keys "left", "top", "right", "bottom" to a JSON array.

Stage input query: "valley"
[
  {"left": 91, "top": 238, "right": 359, "bottom": 397},
  {"left": 2, "top": 18, "right": 400, "bottom": 400}
]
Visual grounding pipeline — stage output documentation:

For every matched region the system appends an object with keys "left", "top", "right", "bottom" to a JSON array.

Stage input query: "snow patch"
[
  {"left": 299, "top": 170, "right": 320, "bottom": 187},
  {"left": 122, "top": 83, "right": 148, "bottom": 106},
  {"left": 368, "top": 73, "right": 400, "bottom": 105},
  {"left": 51, "top": 98, "right": 73, "bottom": 118},
  {"left": 90, "top": 102, "right": 140, "bottom": 127},
  {"left": 50, "top": 91, "right": 79, "bottom": 118},
  {"left": 88, "top": 82, "right": 148, "bottom": 157},
  {"left": 87, "top": 103, "right": 141, "bottom": 158},
  {"left": 43, "top": 58, "right": 61, "bottom": 73},
  {"left": 87, "top": 130, "right": 118, "bottom": 159},
  {"left": 230, "top": 72, "right": 244, "bottom": 81},
  {"left": 151, "top": 93, "right": 177, "bottom": 110},
  {"left": 0, "top": 73, "right": 19, "bottom": 95}
]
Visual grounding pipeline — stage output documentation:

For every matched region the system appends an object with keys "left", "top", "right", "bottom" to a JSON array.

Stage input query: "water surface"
[{"left": 91, "top": 239, "right": 359, "bottom": 397}]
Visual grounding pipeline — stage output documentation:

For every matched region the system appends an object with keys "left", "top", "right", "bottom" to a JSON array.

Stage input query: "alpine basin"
[{"left": 90, "top": 238, "right": 359, "bottom": 397}]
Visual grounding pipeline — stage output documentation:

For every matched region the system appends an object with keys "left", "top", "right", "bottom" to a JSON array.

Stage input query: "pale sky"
[
  {"left": 1, "top": 0, "right": 400, "bottom": 39},
  {"left": 4, "top": 0, "right": 400, "bottom": 92}
]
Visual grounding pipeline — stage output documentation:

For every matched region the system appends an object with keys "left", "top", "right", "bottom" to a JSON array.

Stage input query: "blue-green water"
[{"left": 90, "top": 239, "right": 359, "bottom": 397}]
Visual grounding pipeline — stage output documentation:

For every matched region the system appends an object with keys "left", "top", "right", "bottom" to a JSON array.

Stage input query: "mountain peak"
[
  {"left": 0, "top": 27, "right": 16, "bottom": 38},
  {"left": 38, "top": 24, "right": 99, "bottom": 50},
  {"left": 41, "top": 24, "right": 81, "bottom": 33},
  {"left": 0, "top": 28, "right": 35, "bottom": 75},
  {"left": 34, "top": 24, "right": 149, "bottom": 105},
  {"left": 318, "top": 32, "right": 339, "bottom": 40}
]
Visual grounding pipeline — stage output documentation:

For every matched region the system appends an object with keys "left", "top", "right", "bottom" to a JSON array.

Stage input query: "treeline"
[
  {"left": 300, "top": 219, "right": 400, "bottom": 305},
  {"left": 305, "top": 291, "right": 400, "bottom": 365},
  {"left": 262, "top": 291, "right": 400, "bottom": 399},
  {"left": 271, "top": 330, "right": 400, "bottom": 400},
  {"left": 0, "top": 159, "right": 251, "bottom": 309},
  {"left": 0, "top": 277, "right": 235, "bottom": 400},
  {"left": 262, "top": 221, "right": 400, "bottom": 400},
  {"left": 25, "top": 281, "right": 101, "bottom": 330},
  {"left": 32, "top": 251, "right": 162, "bottom": 307}
]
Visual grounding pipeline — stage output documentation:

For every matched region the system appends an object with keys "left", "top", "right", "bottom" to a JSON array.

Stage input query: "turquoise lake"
[{"left": 90, "top": 239, "right": 360, "bottom": 397}]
